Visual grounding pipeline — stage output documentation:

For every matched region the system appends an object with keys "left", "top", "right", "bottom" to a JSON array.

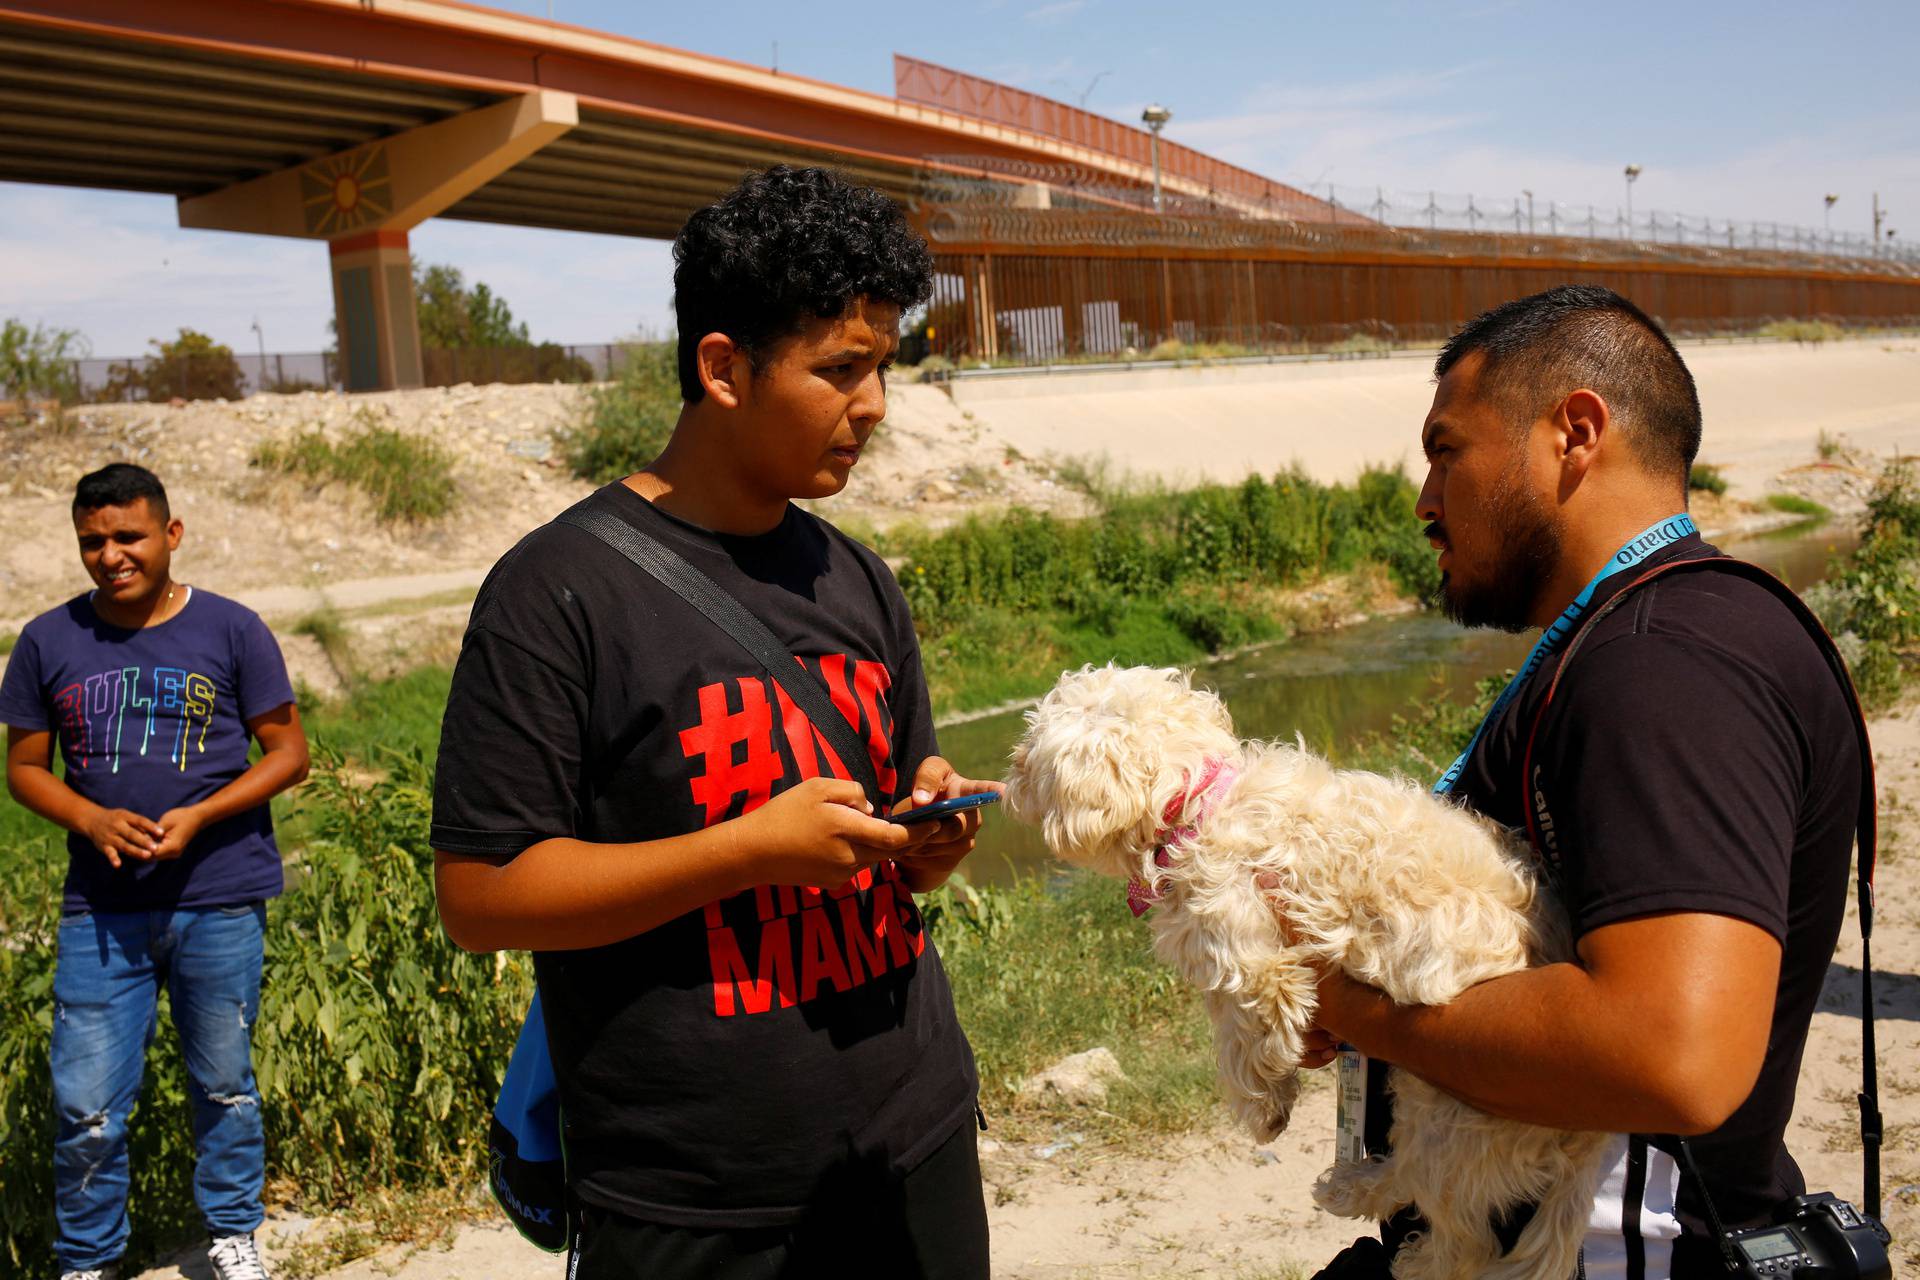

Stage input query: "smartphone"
[{"left": 889, "top": 791, "right": 1002, "bottom": 826}]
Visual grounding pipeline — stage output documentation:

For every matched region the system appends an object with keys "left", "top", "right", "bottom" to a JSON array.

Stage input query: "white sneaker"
[
  {"left": 59, "top": 1268, "right": 121, "bottom": 1280},
  {"left": 207, "top": 1233, "right": 272, "bottom": 1280}
]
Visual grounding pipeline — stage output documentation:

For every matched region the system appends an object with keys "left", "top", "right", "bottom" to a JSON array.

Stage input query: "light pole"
[
  {"left": 1824, "top": 193, "right": 1838, "bottom": 247},
  {"left": 1523, "top": 189, "right": 1534, "bottom": 235},
  {"left": 1623, "top": 164, "right": 1642, "bottom": 239},
  {"left": 1141, "top": 103, "right": 1172, "bottom": 212},
  {"left": 250, "top": 317, "right": 265, "bottom": 394}
]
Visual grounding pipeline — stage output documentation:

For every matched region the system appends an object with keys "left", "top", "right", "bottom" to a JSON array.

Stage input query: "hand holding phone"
[{"left": 888, "top": 791, "right": 1002, "bottom": 826}]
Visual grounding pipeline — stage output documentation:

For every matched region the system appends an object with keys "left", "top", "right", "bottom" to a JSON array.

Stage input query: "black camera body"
[{"left": 1721, "top": 1192, "right": 1891, "bottom": 1279}]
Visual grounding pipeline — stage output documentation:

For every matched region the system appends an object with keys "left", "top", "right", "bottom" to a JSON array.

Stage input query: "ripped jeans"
[{"left": 52, "top": 903, "right": 267, "bottom": 1271}]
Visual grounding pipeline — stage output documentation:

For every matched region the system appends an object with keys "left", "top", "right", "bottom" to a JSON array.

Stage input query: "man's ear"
[
  {"left": 1555, "top": 387, "right": 1611, "bottom": 484},
  {"left": 165, "top": 517, "right": 184, "bottom": 551},
  {"left": 695, "top": 332, "right": 749, "bottom": 408}
]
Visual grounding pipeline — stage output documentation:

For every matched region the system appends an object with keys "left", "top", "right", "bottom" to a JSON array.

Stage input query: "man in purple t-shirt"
[{"left": 1, "top": 464, "right": 309, "bottom": 1280}]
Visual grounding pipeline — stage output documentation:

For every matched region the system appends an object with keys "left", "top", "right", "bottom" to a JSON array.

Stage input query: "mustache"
[{"left": 1424, "top": 522, "right": 1447, "bottom": 545}]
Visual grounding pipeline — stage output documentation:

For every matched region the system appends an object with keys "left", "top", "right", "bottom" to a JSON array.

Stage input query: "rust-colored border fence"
[
  {"left": 918, "top": 201, "right": 1920, "bottom": 363},
  {"left": 925, "top": 248, "right": 1920, "bottom": 363}
]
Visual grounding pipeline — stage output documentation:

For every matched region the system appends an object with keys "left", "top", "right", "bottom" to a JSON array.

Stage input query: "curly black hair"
[{"left": 672, "top": 165, "right": 933, "bottom": 401}]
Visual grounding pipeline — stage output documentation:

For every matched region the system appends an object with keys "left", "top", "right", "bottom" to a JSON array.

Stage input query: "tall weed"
[
  {"left": 253, "top": 411, "right": 456, "bottom": 522},
  {"left": 1806, "top": 457, "right": 1920, "bottom": 707},
  {"left": 0, "top": 752, "right": 530, "bottom": 1276},
  {"left": 563, "top": 343, "right": 680, "bottom": 482}
]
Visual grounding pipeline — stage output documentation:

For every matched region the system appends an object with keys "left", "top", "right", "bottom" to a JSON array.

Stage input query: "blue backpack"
[{"left": 489, "top": 991, "right": 569, "bottom": 1252}]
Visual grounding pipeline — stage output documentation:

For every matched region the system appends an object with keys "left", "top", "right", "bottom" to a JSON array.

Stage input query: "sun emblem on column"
[{"left": 300, "top": 144, "right": 393, "bottom": 235}]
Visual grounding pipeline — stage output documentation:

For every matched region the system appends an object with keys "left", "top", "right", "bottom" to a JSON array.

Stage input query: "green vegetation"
[
  {"left": 1807, "top": 457, "right": 1920, "bottom": 708},
  {"left": 927, "top": 872, "right": 1223, "bottom": 1140},
  {"left": 0, "top": 630, "right": 15, "bottom": 656},
  {"left": 1765, "top": 492, "right": 1831, "bottom": 519},
  {"left": 1146, "top": 339, "right": 1256, "bottom": 362},
  {"left": 562, "top": 341, "right": 681, "bottom": 482},
  {"left": 889, "top": 467, "right": 1438, "bottom": 716},
  {"left": 1760, "top": 318, "right": 1847, "bottom": 345},
  {"left": 0, "top": 318, "right": 85, "bottom": 408},
  {"left": 410, "top": 261, "right": 594, "bottom": 384},
  {"left": 1687, "top": 462, "right": 1729, "bottom": 496},
  {"left": 102, "top": 328, "right": 245, "bottom": 403},
  {"left": 0, "top": 751, "right": 531, "bottom": 1276},
  {"left": 253, "top": 410, "right": 456, "bottom": 522},
  {"left": 414, "top": 262, "right": 530, "bottom": 350}
]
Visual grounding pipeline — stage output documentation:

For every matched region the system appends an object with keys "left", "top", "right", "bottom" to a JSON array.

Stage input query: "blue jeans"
[{"left": 52, "top": 903, "right": 267, "bottom": 1271}]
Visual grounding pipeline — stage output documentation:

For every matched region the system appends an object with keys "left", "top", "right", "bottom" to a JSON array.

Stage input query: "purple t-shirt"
[{"left": 0, "top": 588, "right": 295, "bottom": 911}]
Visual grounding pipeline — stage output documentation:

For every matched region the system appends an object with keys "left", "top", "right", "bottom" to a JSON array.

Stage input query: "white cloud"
[
  {"left": 0, "top": 185, "right": 678, "bottom": 358},
  {"left": 1024, "top": 0, "right": 1088, "bottom": 24}
]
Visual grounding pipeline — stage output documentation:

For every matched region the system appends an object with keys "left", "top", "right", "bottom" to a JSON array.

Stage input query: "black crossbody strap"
[
  {"left": 556, "top": 503, "right": 886, "bottom": 811},
  {"left": 1521, "top": 553, "right": 1882, "bottom": 1227}
]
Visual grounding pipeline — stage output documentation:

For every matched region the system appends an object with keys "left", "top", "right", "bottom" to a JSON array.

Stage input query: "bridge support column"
[
  {"left": 178, "top": 90, "right": 577, "bottom": 392},
  {"left": 330, "top": 230, "right": 422, "bottom": 392}
]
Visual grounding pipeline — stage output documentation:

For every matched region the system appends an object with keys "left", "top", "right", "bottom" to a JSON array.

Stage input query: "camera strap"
[
  {"left": 1520, "top": 553, "right": 1882, "bottom": 1244},
  {"left": 555, "top": 501, "right": 887, "bottom": 811}
]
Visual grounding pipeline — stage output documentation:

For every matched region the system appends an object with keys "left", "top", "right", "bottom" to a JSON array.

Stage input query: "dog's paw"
[{"left": 1312, "top": 1158, "right": 1407, "bottom": 1221}]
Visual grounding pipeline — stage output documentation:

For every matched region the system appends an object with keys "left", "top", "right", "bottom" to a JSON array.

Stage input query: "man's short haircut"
[
  {"left": 672, "top": 165, "right": 934, "bottom": 401},
  {"left": 1434, "top": 284, "right": 1702, "bottom": 480},
  {"left": 74, "top": 462, "right": 170, "bottom": 522}
]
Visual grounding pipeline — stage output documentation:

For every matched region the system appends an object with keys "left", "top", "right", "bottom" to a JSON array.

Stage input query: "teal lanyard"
[{"left": 1433, "top": 513, "right": 1697, "bottom": 795}]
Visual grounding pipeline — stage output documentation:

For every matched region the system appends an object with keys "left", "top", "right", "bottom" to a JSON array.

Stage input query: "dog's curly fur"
[{"left": 1004, "top": 665, "right": 1613, "bottom": 1280}]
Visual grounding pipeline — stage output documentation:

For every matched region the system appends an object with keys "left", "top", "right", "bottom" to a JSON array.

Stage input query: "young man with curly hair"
[{"left": 431, "top": 167, "right": 995, "bottom": 1279}]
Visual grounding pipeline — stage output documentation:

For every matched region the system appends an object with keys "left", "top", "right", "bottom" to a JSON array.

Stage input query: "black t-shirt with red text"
[
  {"left": 430, "top": 483, "right": 977, "bottom": 1229},
  {"left": 1447, "top": 533, "right": 1862, "bottom": 1260}
]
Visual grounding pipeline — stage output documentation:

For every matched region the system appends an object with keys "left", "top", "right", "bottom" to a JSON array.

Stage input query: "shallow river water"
[{"left": 940, "top": 519, "right": 1856, "bottom": 885}]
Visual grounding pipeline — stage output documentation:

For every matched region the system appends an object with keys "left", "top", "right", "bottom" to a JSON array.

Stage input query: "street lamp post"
[
  {"left": 1141, "top": 103, "right": 1172, "bottom": 212},
  {"left": 1623, "top": 165, "right": 1642, "bottom": 239},
  {"left": 1523, "top": 189, "right": 1534, "bottom": 235},
  {"left": 1824, "top": 193, "right": 1839, "bottom": 247}
]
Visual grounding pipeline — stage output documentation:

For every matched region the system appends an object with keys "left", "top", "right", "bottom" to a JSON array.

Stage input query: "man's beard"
[{"left": 1430, "top": 470, "right": 1562, "bottom": 633}]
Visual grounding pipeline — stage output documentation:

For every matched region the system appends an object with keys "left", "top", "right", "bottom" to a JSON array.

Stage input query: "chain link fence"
[
  {"left": 58, "top": 343, "right": 666, "bottom": 404},
  {"left": 1299, "top": 182, "right": 1911, "bottom": 266}
]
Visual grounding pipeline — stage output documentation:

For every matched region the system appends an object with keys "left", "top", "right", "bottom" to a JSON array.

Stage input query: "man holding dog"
[{"left": 1300, "top": 286, "right": 1866, "bottom": 1278}]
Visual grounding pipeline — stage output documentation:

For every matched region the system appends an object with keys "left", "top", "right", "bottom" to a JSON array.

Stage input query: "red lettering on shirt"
[
  {"left": 678, "top": 679, "right": 784, "bottom": 826},
  {"left": 684, "top": 654, "right": 931, "bottom": 1018}
]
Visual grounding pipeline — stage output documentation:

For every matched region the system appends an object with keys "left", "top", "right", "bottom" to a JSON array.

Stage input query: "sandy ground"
[
  {"left": 949, "top": 338, "right": 1920, "bottom": 502},
  {"left": 122, "top": 697, "right": 1920, "bottom": 1280}
]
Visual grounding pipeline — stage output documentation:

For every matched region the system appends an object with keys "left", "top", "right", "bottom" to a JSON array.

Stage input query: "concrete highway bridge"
[{"left": 4, "top": 0, "right": 1917, "bottom": 388}]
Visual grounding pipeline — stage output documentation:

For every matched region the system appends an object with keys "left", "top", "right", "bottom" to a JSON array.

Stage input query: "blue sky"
[{"left": 3, "top": 0, "right": 1916, "bottom": 355}]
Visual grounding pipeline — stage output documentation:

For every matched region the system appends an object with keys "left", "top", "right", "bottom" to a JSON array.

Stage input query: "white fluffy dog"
[{"left": 1003, "top": 664, "right": 1612, "bottom": 1280}]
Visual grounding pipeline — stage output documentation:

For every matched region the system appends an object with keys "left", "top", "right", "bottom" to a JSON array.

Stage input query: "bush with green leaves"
[
  {"left": 253, "top": 410, "right": 456, "bottom": 522},
  {"left": 101, "top": 329, "right": 245, "bottom": 404},
  {"left": 894, "top": 466, "right": 1434, "bottom": 632},
  {"left": 0, "top": 318, "right": 85, "bottom": 407},
  {"left": 1687, "top": 462, "right": 1729, "bottom": 496},
  {"left": 563, "top": 342, "right": 681, "bottom": 482},
  {"left": 1806, "top": 457, "right": 1920, "bottom": 707},
  {"left": 0, "top": 752, "right": 531, "bottom": 1276}
]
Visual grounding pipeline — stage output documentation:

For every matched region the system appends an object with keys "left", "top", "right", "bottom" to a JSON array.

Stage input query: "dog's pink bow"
[{"left": 1127, "top": 758, "right": 1238, "bottom": 917}]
